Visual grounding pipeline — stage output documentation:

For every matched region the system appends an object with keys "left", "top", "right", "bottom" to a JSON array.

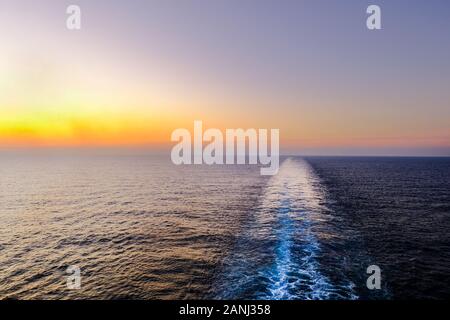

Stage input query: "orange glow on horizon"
[{"left": 2, "top": 113, "right": 449, "bottom": 150}]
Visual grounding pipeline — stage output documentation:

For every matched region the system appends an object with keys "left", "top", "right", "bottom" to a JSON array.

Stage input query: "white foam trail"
[
  {"left": 257, "top": 158, "right": 356, "bottom": 300},
  {"left": 213, "top": 157, "right": 358, "bottom": 300}
]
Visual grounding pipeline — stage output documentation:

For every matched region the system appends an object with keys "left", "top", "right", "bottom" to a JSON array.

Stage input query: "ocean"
[{"left": 0, "top": 153, "right": 449, "bottom": 299}]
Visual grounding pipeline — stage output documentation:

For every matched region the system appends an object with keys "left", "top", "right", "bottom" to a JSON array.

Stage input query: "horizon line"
[{"left": 0, "top": 146, "right": 449, "bottom": 158}]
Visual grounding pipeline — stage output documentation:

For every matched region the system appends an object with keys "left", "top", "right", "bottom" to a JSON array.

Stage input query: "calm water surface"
[{"left": 0, "top": 153, "right": 449, "bottom": 299}]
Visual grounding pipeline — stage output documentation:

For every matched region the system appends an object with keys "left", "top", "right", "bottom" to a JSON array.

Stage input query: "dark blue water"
[{"left": 306, "top": 156, "right": 450, "bottom": 299}]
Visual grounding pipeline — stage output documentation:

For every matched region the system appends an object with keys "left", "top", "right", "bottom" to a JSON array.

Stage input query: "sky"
[{"left": 0, "top": 0, "right": 449, "bottom": 155}]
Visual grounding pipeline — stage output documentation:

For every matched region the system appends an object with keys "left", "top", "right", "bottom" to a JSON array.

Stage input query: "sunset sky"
[{"left": 1, "top": 0, "right": 449, "bottom": 155}]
